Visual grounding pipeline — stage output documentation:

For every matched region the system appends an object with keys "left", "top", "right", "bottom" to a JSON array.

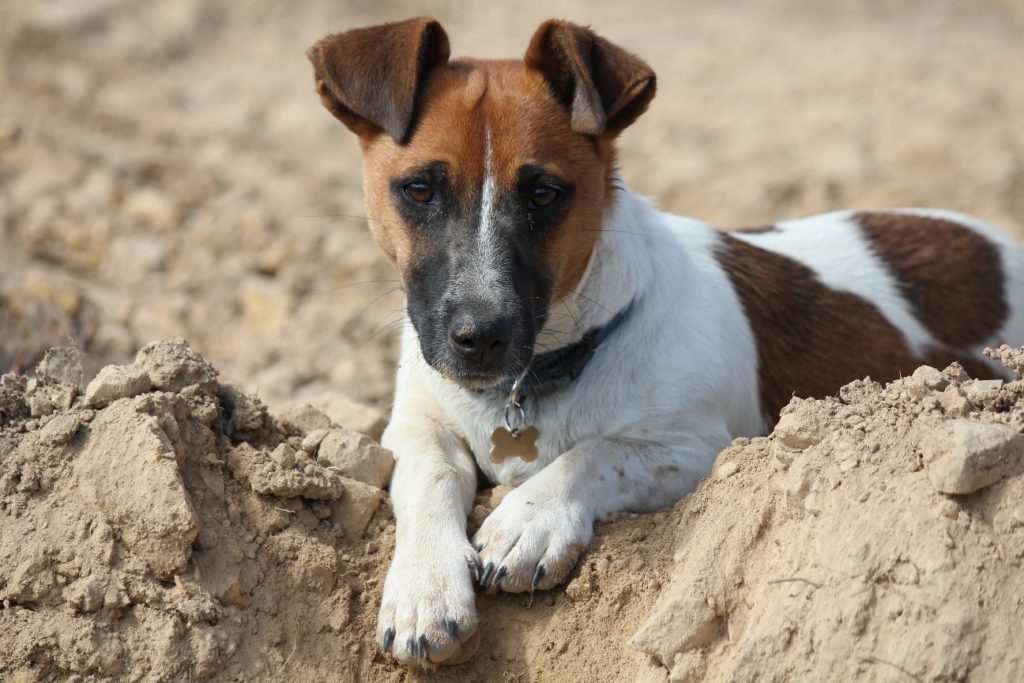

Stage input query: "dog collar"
[
  {"left": 488, "top": 300, "right": 634, "bottom": 464},
  {"left": 499, "top": 299, "right": 635, "bottom": 400}
]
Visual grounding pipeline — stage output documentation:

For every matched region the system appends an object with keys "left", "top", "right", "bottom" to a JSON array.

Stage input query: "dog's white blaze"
[
  {"left": 478, "top": 126, "right": 496, "bottom": 242},
  {"left": 461, "top": 124, "right": 505, "bottom": 303},
  {"left": 732, "top": 211, "right": 936, "bottom": 357}
]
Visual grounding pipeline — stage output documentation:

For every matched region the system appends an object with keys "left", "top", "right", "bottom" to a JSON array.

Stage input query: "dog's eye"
[
  {"left": 403, "top": 182, "right": 435, "bottom": 204},
  {"left": 529, "top": 185, "right": 560, "bottom": 209}
]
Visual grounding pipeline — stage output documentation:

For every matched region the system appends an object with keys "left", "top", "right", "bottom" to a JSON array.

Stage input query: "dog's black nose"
[{"left": 449, "top": 315, "right": 512, "bottom": 368}]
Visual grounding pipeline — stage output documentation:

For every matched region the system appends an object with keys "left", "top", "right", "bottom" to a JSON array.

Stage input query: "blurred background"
[{"left": 1, "top": 0, "right": 1022, "bottom": 414}]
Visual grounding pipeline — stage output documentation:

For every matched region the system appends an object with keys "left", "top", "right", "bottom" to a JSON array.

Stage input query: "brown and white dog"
[{"left": 307, "top": 18, "right": 1024, "bottom": 666}]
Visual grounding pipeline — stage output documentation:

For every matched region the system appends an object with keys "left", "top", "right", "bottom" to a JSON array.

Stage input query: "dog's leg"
[
  {"left": 376, "top": 418, "right": 480, "bottom": 666},
  {"left": 473, "top": 437, "right": 716, "bottom": 593}
]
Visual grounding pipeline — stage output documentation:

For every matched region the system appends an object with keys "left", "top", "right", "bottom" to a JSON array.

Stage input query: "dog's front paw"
[
  {"left": 376, "top": 539, "right": 481, "bottom": 667},
  {"left": 473, "top": 484, "right": 593, "bottom": 593}
]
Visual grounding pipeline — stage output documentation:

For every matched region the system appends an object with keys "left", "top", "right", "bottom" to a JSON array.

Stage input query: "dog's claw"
[
  {"left": 407, "top": 637, "right": 415, "bottom": 659},
  {"left": 473, "top": 542, "right": 483, "bottom": 552},
  {"left": 446, "top": 619, "right": 458, "bottom": 640},
  {"left": 382, "top": 628, "right": 395, "bottom": 654},
  {"left": 417, "top": 634, "right": 428, "bottom": 660},
  {"left": 480, "top": 562, "right": 495, "bottom": 586},
  {"left": 467, "top": 556, "right": 481, "bottom": 582},
  {"left": 532, "top": 564, "right": 546, "bottom": 589},
  {"left": 491, "top": 565, "right": 508, "bottom": 588}
]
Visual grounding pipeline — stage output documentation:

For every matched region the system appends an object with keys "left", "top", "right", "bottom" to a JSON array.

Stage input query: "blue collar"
[{"left": 495, "top": 300, "right": 635, "bottom": 400}]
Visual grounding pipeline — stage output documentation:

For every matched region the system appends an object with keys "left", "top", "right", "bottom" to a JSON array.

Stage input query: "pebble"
[
  {"left": 84, "top": 364, "right": 152, "bottom": 408},
  {"left": 939, "top": 386, "right": 971, "bottom": 418},
  {"left": 963, "top": 379, "right": 1003, "bottom": 404},
  {"left": 39, "top": 413, "right": 82, "bottom": 445},
  {"left": 301, "top": 428, "right": 330, "bottom": 454},
  {"left": 269, "top": 443, "right": 296, "bottom": 469},
  {"left": 280, "top": 404, "right": 332, "bottom": 435},
  {"left": 715, "top": 461, "right": 739, "bottom": 479},
  {"left": 911, "top": 365, "right": 947, "bottom": 390},
  {"left": 28, "top": 396, "right": 55, "bottom": 417},
  {"left": 922, "top": 419, "right": 1024, "bottom": 495},
  {"left": 318, "top": 429, "right": 394, "bottom": 489}
]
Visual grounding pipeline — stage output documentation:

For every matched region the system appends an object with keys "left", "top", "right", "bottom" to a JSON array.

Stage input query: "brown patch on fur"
[
  {"left": 857, "top": 212, "right": 1008, "bottom": 348},
  {"left": 718, "top": 234, "right": 932, "bottom": 424},
  {"left": 307, "top": 18, "right": 450, "bottom": 142}
]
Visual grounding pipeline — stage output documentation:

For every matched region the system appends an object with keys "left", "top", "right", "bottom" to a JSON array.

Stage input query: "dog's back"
[{"left": 716, "top": 208, "right": 1024, "bottom": 422}]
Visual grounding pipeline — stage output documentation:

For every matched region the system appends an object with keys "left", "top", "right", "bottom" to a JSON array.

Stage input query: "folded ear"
[
  {"left": 525, "top": 20, "right": 656, "bottom": 137},
  {"left": 307, "top": 17, "right": 450, "bottom": 142}
]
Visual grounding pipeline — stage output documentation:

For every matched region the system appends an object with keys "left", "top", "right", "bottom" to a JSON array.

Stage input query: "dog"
[{"left": 307, "top": 17, "right": 1024, "bottom": 666}]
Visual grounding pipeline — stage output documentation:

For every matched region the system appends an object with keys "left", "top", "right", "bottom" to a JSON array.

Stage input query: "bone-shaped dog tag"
[{"left": 489, "top": 425, "right": 540, "bottom": 463}]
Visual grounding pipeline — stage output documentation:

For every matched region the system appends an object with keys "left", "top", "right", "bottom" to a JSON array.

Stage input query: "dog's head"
[{"left": 308, "top": 18, "right": 655, "bottom": 388}]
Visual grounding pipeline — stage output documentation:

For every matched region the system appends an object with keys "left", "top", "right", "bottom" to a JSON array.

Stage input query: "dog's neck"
[{"left": 536, "top": 184, "right": 653, "bottom": 354}]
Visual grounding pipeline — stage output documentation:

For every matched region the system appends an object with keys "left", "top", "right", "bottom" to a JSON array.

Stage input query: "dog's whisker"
[{"left": 307, "top": 278, "right": 404, "bottom": 297}]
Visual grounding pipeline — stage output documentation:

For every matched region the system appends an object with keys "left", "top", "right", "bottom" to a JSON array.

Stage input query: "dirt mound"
[
  {"left": 2, "top": 341, "right": 1023, "bottom": 681},
  {"left": 633, "top": 351, "right": 1024, "bottom": 682},
  {"left": 0, "top": 340, "right": 396, "bottom": 680}
]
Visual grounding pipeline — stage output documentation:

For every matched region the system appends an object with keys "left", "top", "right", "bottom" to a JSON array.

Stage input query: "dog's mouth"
[
  {"left": 445, "top": 370, "right": 514, "bottom": 391},
  {"left": 428, "top": 356, "right": 528, "bottom": 391}
]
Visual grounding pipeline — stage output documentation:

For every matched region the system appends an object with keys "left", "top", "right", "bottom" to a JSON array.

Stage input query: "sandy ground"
[{"left": 2, "top": 0, "right": 1024, "bottom": 681}]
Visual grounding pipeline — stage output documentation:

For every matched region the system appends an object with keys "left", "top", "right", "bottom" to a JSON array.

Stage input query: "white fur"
[
  {"left": 461, "top": 126, "right": 505, "bottom": 305},
  {"left": 376, "top": 186, "right": 1024, "bottom": 665}
]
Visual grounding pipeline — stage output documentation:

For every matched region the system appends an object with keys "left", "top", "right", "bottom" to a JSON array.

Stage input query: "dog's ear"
[
  {"left": 307, "top": 17, "right": 450, "bottom": 143},
  {"left": 525, "top": 20, "right": 656, "bottom": 137}
]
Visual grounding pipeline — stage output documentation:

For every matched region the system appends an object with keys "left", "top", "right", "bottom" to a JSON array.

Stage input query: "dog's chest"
[{"left": 451, "top": 392, "right": 577, "bottom": 486}]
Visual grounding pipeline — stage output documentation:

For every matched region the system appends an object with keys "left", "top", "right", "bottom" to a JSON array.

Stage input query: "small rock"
[
  {"left": 134, "top": 338, "right": 218, "bottom": 393},
  {"left": 270, "top": 443, "right": 296, "bottom": 469},
  {"left": 35, "top": 346, "right": 84, "bottom": 389},
  {"left": 774, "top": 409, "right": 825, "bottom": 451},
  {"left": 922, "top": 419, "right": 1024, "bottom": 495},
  {"left": 331, "top": 478, "right": 383, "bottom": 539},
  {"left": 293, "top": 392, "right": 388, "bottom": 441},
  {"left": 301, "top": 428, "right": 330, "bottom": 453},
  {"left": 715, "top": 461, "right": 739, "bottom": 479},
  {"left": 39, "top": 414, "right": 82, "bottom": 445},
  {"left": 938, "top": 386, "right": 971, "bottom": 418},
  {"left": 28, "top": 396, "right": 54, "bottom": 417},
  {"left": 218, "top": 580, "right": 248, "bottom": 608},
  {"left": 280, "top": 404, "right": 332, "bottom": 435},
  {"left": 84, "top": 365, "right": 152, "bottom": 408},
  {"left": 962, "top": 379, "right": 1004, "bottom": 404},
  {"left": 365, "top": 541, "right": 379, "bottom": 554},
  {"left": 565, "top": 574, "right": 594, "bottom": 602},
  {"left": 318, "top": 429, "right": 394, "bottom": 489},
  {"left": 911, "top": 365, "right": 947, "bottom": 390}
]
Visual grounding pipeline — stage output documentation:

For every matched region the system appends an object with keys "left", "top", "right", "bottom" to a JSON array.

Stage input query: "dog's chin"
[
  {"left": 434, "top": 366, "right": 513, "bottom": 391},
  {"left": 423, "top": 354, "right": 518, "bottom": 391}
]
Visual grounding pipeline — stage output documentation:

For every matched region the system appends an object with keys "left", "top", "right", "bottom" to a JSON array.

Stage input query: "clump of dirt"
[
  {"left": 0, "top": 339, "right": 398, "bottom": 681},
  {"left": 3, "top": 341, "right": 1023, "bottom": 682},
  {"left": 632, "top": 350, "right": 1024, "bottom": 682}
]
